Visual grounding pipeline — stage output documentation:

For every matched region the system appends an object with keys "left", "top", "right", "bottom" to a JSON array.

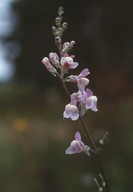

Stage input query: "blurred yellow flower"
[{"left": 13, "top": 117, "right": 29, "bottom": 132}]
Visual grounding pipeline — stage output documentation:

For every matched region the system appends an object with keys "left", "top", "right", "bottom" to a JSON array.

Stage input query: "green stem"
[
  {"left": 60, "top": 77, "right": 110, "bottom": 192},
  {"left": 79, "top": 117, "right": 110, "bottom": 192}
]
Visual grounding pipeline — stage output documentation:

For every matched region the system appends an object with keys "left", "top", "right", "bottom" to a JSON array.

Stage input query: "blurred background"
[{"left": 0, "top": 0, "right": 133, "bottom": 191}]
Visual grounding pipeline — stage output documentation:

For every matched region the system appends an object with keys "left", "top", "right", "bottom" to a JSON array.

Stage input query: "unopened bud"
[
  {"left": 42, "top": 57, "right": 57, "bottom": 77},
  {"left": 98, "top": 174, "right": 106, "bottom": 188},
  {"left": 69, "top": 40, "right": 76, "bottom": 50},
  {"left": 58, "top": 6, "right": 64, "bottom": 16},
  {"left": 49, "top": 52, "right": 59, "bottom": 67},
  {"left": 55, "top": 36, "right": 61, "bottom": 46},
  {"left": 55, "top": 16, "right": 62, "bottom": 26},
  {"left": 99, "top": 131, "right": 108, "bottom": 145},
  {"left": 42, "top": 57, "right": 51, "bottom": 68},
  {"left": 62, "top": 22, "right": 68, "bottom": 30},
  {"left": 63, "top": 42, "right": 70, "bottom": 49},
  {"left": 99, "top": 188, "right": 103, "bottom": 192},
  {"left": 70, "top": 40, "right": 75, "bottom": 47},
  {"left": 52, "top": 26, "right": 56, "bottom": 34}
]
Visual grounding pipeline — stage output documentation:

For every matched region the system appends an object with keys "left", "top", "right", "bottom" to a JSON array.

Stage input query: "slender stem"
[
  {"left": 60, "top": 78, "right": 70, "bottom": 97},
  {"left": 60, "top": 77, "right": 110, "bottom": 192},
  {"left": 79, "top": 117, "right": 110, "bottom": 192}
]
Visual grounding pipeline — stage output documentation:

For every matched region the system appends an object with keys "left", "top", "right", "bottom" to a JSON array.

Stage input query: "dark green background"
[{"left": 0, "top": 0, "right": 133, "bottom": 191}]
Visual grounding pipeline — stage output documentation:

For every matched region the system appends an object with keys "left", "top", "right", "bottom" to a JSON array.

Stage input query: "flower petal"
[
  {"left": 63, "top": 104, "right": 71, "bottom": 118},
  {"left": 75, "top": 132, "right": 81, "bottom": 141},
  {"left": 77, "top": 78, "right": 89, "bottom": 91},
  {"left": 65, "top": 146, "right": 76, "bottom": 154},
  {"left": 79, "top": 68, "right": 90, "bottom": 77},
  {"left": 86, "top": 96, "right": 98, "bottom": 111},
  {"left": 86, "top": 88, "right": 93, "bottom": 97},
  {"left": 63, "top": 104, "right": 79, "bottom": 120},
  {"left": 71, "top": 107, "right": 79, "bottom": 120},
  {"left": 69, "top": 62, "right": 78, "bottom": 69}
]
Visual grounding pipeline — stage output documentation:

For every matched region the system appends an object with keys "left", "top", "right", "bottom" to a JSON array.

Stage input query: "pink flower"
[
  {"left": 61, "top": 56, "right": 78, "bottom": 69},
  {"left": 63, "top": 88, "right": 98, "bottom": 120},
  {"left": 66, "top": 68, "right": 90, "bottom": 91},
  {"left": 85, "top": 96, "right": 98, "bottom": 112},
  {"left": 77, "top": 89, "right": 98, "bottom": 113},
  {"left": 66, "top": 68, "right": 90, "bottom": 82},
  {"left": 49, "top": 52, "right": 59, "bottom": 67},
  {"left": 65, "top": 132, "right": 90, "bottom": 155},
  {"left": 63, "top": 94, "right": 79, "bottom": 121},
  {"left": 83, "top": 89, "right": 98, "bottom": 112},
  {"left": 78, "top": 68, "right": 90, "bottom": 78},
  {"left": 60, "top": 56, "right": 78, "bottom": 75},
  {"left": 42, "top": 57, "right": 57, "bottom": 76},
  {"left": 63, "top": 103, "right": 79, "bottom": 121},
  {"left": 77, "top": 78, "right": 89, "bottom": 92}
]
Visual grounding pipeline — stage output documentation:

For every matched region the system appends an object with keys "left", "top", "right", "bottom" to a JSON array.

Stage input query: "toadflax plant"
[{"left": 42, "top": 7, "right": 110, "bottom": 192}]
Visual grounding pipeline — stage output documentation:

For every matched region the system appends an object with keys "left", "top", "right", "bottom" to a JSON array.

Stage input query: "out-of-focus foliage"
[{"left": 0, "top": 0, "right": 133, "bottom": 191}]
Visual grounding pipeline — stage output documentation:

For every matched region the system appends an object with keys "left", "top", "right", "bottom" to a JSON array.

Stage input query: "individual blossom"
[
  {"left": 42, "top": 57, "right": 57, "bottom": 76},
  {"left": 60, "top": 55, "right": 78, "bottom": 75},
  {"left": 77, "top": 78, "right": 89, "bottom": 92},
  {"left": 77, "top": 88, "right": 98, "bottom": 114},
  {"left": 66, "top": 68, "right": 90, "bottom": 91},
  {"left": 83, "top": 89, "right": 98, "bottom": 112},
  {"left": 78, "top": 95, "right": 98, "bottom": 116},
  {"left": 63, "top": 94, "right": 79, "bottom": 121},
  {"left": 78, "top": 68, "right": 90, "bottom": 78},
  {"left": 63, "top": 104, "right": 79, "bottom": 121},
  {"left": 65, "top": 132, "right": 90, "bottom": 156},
  {"left": 85, "top": 96, "right": 98, "bottom": 112},
  {"left": 66, "top": 68, "right": 90, "bottom": 82}
]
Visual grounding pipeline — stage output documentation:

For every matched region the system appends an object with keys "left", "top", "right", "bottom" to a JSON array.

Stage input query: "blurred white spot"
[
  {"left": 0, "top": 0, "right": 20, "bottom": 82},
  {"left": 80, "top": 173, "right": 94, "bottom": 187},
  {"left": 0, "top": 60, "right": 15, "bottom": 82}
]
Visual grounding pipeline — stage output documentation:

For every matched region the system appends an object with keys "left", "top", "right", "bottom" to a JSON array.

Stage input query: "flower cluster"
[
  {"left": 42, "top": 53, "right": 78, "bottom": 77},
  {"left": 42, "top": 7, "right": 97, "bottom": 156},
  {"left": 64, "top": 69, "right": 98, "bottom": 120},
  {"left": 42, "top": 52, "right": 98, "bottom": 121}
]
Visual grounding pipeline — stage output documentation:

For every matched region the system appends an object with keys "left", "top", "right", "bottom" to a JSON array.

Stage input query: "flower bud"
[
  {"left": 55, "top": 36, "right": 61, "bottom": 44},
  {"left": 69, "top": 41, "right": 75, "bottom": 49},
  {"left": 52, "top": 26, "right": 56, "bottom": 35},
  {"left": 63, "top": 42, "right": 70, "bottom": 50},
  {"left": 49, "top": 52, "right": 59, "bottom": 67},
  {"left": 42, "top": 57, "right": 57, "bottom": 77},
  {"left": 58, "top": 6, "right": 64, "bottom": 16},
  {"left": 55, "top": 16, "right": 62, "bottom": 26},
  {"left": 62, "top": 41, "right": 75, "bottom": 54},
  {"left": 62, "top": 22, "right": 68, "bottom": 30}
]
